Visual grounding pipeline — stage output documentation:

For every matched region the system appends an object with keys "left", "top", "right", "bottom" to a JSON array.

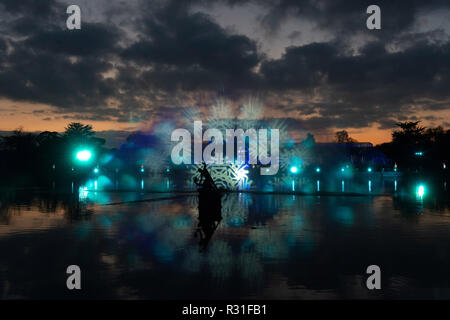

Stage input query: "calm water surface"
[{"left": 1, "top": 186, "right": 450, "bottom": 299}]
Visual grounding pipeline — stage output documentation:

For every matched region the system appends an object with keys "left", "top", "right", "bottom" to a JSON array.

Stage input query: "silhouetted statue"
[
  {"left": 195, "top": 209, "right": 222, "bottom": 251},
  {"left": 193, "top": 162, "right": 222, "bottom": 251},
  {"left": 194, "top": 162, "right": 219, "bottom": 193}
]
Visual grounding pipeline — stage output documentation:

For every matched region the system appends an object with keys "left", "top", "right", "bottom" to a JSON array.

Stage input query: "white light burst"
[
  {"left": 239, "top": 97, "right": 264, "bottom": 121},
  {"left": 191, "top": 163, "right": 252, "bottom": 190},
  {"left": 206, "top": 99, "right": 235, "bottom": 132}
]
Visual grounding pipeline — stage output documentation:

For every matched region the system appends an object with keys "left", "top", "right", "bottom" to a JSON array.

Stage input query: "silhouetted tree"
[
  {"left": 302, "top": 133, "right": 316, "bottom": 148},
  {"left": 63, "top": 122, "right": 105, "bottom": 153},
  {"left": 35, "top": 131, "right": 63, "bottom": 175},
  {"left": 36, "top": 131, "right": 61, "bottom": 146},
  {"left": 335, "top": 130, "right": 357, "bottom": 143},
  {"left": 392, "top": 121, "right": 425, "bottom": 146},
  {"left": 63, "top": 122, "right": 94, "bottom": 142},
  {"left": 2, "top": 129, "right": 38, "bottom": 153},
  {"left": 424, "top": 126, "right": 444, "bottom": 143},
  {"left": 379, "top": 121, "right": 450, "bottom": 172},
  {"left": 0, "top": 122, "right": 109, "bottom": 186},
  {"left": 64, "top": 122, "right": 94, "bottom": 137},
  {"left": 1, "top": 129, "right": 39, "bottom": 182}
]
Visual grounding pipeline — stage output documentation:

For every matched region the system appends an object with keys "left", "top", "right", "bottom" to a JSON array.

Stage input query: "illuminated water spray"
[
  {"left": 76, "top": 150, "right": 92, "bottom": 162},
  {"left": 191, "top": 163, "right": 251, "bottom": 190},
  {"left": 173, "top": 97, "right": 307, "bottom": 191},
  {"left": 206, "top": 99, "right": 234, "bottom": 132},
  {"left": 239, "top": 97, "right": 264, "bottom": 121},
  {"left": 79, "top": 186, "right": 88, "bottom": 201},
  {"left": 416, "top": 185, "right": 425, "bottom": 199}
]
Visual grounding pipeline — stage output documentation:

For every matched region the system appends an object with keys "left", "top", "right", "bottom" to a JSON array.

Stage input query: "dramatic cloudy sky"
[{"left": 0, "top": 0, "right": 449, "bottom": 145}]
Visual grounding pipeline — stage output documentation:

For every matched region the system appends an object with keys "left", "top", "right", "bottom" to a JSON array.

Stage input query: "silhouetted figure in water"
[
  {"left": 193, "top": 162, "right": 223, "bottom": 251},
  {"left": 194, "top": 162, "right": 219, "bottom": 193},
  {"left": 195, "top": 207, "right": 222, "bottom": 251},
  {"left": 67, "top": 188, "right": 93, "bottom": 219}
]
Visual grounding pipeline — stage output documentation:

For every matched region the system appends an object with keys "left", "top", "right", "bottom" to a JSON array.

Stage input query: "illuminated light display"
[
  {"left": 416, "top": 185, "right": 425, "bottom": 198},
  {"left": 191, "top": 163, "right": 251, "bottom": 190},
  {"left": 76, "top": 150, "right": 92, "bottom": 162}
]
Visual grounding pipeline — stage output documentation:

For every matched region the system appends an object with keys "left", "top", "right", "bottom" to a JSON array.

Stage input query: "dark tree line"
[
  {"left": 0, "top": 122, "right": 105, "bottom": 186},
  {"left": 1, "top": 120, "right": 448, "bottom": 188},
  {"left": 378, "top": 121, "right": 450, "bottom": 172}
]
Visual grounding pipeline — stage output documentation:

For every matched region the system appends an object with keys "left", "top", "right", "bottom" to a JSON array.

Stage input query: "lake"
[{"left": 1, "top": 179, "right": 450, "bottom": 299}]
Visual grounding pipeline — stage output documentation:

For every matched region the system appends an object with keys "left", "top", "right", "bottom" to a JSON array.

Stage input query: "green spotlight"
[
  {"left": 93, "top": 167, "right": 99, "bottom": 174},
  {"left": 416, "top": 185, "right": 425, "bottom": 198},
  {"left": 367, "top": 167, "right": 372, "bottom": 172},
  {"left": 316, "top": 167, "right": 321, "bottom": 173},
  {"left": 76, "top": 150, "right": 92, "bottom": 162},
  {"left": 290, "top": 166, "right": 298, "bottom": 174}
]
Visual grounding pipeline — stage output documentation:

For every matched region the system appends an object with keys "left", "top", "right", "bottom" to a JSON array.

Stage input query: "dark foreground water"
[{"left": 1, "top": 187, "right": 450, "bottom": 299}]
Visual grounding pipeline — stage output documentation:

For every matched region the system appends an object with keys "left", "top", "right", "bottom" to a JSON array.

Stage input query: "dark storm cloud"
[
  {"left": 25, "top": 23, "right": 120, "bottom": 56},
  {"left": 0, "top": 46, "right": 116, "bottom": 108},
  {"left": 121, "top": 0, "right": 262, "bottom": 91},
  {"left": 0, "top": 0, "right": 61, "bottom": 18},
  {"left": 260, "top": 42, "right": 338, "bottom": 90},
  {"left": 0, "top": 37, "right": 6, "bottom": 65},
  {"left": 259, "top": 40, "right": 450, "bottom": 128},
  {"left": 0, "top": 0, "right": 448, "bottom": 134},
  {"left": 0, "top": 0, "right": 65, "bottom": 36},
  {"left": 0, "top": 0, "right": 122, "bottom": 113},
  {"left": 377, "top": 118, "right": 398, "bottom": 130},
  {"left": 216, "top": 0, "right": 450, "bottom": 39}
]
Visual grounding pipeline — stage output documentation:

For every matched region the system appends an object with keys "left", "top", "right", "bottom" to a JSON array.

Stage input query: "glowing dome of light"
[
  {"left": 417, "top": 185, "right": 425, "bottom": 198},
  {"left": 76, "top": 150, "right": 92, "bottom": 162}
]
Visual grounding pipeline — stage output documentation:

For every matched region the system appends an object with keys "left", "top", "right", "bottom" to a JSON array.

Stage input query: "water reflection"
[
  {"left": 195, "top": 182, "right": 223, "bottom": 251},
  {"left": 195, "top": 211, "right": 222, "bottom": 252},
  {"left": 0, "top": 181, "right": 449, "bottom": 299},
  {"left": 65, "top": 171, "right": 421, "bottom": 195}
]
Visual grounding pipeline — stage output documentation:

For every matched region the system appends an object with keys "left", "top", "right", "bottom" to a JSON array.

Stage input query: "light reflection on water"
[
  {"left": 78, "top": 173, "right": 416, "bottom": 195},
  {"left": 0, "top": 186, "right": 450, "bottom": 299}
]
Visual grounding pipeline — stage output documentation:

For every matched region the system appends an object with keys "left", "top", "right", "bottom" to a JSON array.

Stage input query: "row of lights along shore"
[
  {"left": 289, "top": 166, "right": 375, "bottom": 174},
  {"left": 75, "top": 149, "right": 430, "bottom": 198}
]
